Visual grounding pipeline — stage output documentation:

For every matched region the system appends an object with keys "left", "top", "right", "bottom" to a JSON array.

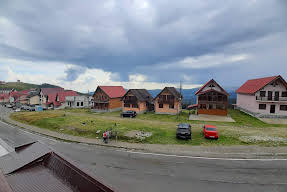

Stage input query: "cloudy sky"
[{"left": 0, "top": 0, "right": 287, "bottom": 92}]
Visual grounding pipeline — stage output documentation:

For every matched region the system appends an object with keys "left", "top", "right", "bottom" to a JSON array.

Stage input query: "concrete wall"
[
  {"left": 29, "top": 95, "right": 40, "bottom": 105},
  {"left": 65, "top": 96, "right": 90, "bottom": 108}
]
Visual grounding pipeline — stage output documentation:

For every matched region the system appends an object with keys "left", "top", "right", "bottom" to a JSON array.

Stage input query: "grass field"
[{"left": 10, "top": 109, "right": 287, "bottom": 146}]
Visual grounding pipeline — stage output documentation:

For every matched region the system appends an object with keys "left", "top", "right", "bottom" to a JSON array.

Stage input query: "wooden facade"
[
  {"left": 122, "top": 89, "right": 153, "bottom": 113},
  {"left": 154, "top": 87, "right": 182, "bottom": 115},
  {"left": 92, "top": 86, "right": 125, "bottom": 112},
  {"left": 196, "top": 79, "right": 229, "bottom": 116}
]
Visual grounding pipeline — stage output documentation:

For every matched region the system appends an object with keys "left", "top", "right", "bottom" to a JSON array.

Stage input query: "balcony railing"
[
  {"left": 158, "top": 98, "right": 175, "bottom": 104},
  {"left": 256, "top": 96, "right": 287, "bottom": 102},
  {"left": 94, "top": 99, "right": 109, "bottom": 103}
]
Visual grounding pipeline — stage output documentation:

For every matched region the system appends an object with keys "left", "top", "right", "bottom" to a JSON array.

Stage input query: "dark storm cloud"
[
  {"left": 0, "top": 0, "right": 287, "bottom": 85},
  {"left": 64, "top": 66, "right": 86, "bottom": 81}
]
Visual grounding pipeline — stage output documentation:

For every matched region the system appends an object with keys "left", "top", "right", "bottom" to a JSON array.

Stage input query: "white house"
[
  {"left": 236, "top": 75, "right": 287, "bottom": 118},
  {"left": 65, "top": 95, "right": 93, "bottom": 108}
]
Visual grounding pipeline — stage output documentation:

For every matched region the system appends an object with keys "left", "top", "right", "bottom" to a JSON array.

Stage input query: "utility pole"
[{"left": 177, "top": 81, "right": 183, "bottom": 119}]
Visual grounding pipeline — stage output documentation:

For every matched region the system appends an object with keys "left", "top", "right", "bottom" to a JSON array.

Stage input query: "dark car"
[
  {"left": 176, "top": 123, "right": 192, "bottom": 140},
  {"left": 121, "top": 110, "right": 137, "bottom": 118}
]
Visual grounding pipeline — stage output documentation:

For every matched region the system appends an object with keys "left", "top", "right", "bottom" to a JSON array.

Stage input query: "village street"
[{"left": 0, "top": 108, "right": 287, "bottom": 192}]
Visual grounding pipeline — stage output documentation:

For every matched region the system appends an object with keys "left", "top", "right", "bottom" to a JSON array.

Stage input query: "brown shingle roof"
[{"left": 124, "top": 89, "right": 153, "bottom": 103}]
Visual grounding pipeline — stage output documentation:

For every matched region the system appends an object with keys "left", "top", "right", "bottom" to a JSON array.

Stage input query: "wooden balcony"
[{"left": 158, "top": 98, "right": 175, "bottom": 104}]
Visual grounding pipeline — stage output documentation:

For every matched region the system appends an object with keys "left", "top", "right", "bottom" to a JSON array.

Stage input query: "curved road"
[{"left": 0, "top": 113, "right": 287, "bottom": 191}]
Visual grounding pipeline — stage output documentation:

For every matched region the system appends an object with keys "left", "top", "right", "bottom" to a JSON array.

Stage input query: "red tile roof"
[
  {"left": 187, "top": 104, "right": 198, "bottom": 109},
  {"left": 236, "top": 76, "right": 285, "bottom": 94},
  {"left": 0, "top": 94, "right": 9, "bottom": 100},
  {"left": 57, "top": 91, "right": 78, "bottom": 103},
  {"left": 97, "top": 86, "right": 126, "bottom": 98},
  {"left": 41, "top": 88, "right": 64, "bottom": 95},
  {"left": 19, "top": 90, "right": 30, "bottom": 95},
  {"left": 195, "top": 79, "right": 229, "bottom": 96}
]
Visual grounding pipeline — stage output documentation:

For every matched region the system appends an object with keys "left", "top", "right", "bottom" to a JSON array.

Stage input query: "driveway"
[
  {"left": 189, "top": 114, "right": 235, "bottom": 122},
  {"left": 0, "top": 119, "right": 287, "bottom": 191}
]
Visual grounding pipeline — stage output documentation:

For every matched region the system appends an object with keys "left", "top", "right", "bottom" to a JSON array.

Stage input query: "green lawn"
[{"left": 10, "top": 109, "right": 287, "bottom": 146}]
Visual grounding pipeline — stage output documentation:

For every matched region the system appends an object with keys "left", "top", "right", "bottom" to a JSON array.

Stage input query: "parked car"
[
  {"left": 176, "top": 123, "right": 192, "bottom": 140},
  {"left": 203, "top": 125, "right": 219, "bottom": 139},
  {"left": 120, "top": 110, "right": 137, "bottom": 118},
  {"left": 28, "top": 105, "right": 36, "bottom": 111},
  {"left": 5, "top": 104, "right": 13, "bottom": 108},
  {"left": 14, "top": 108, "right": 21, "bottom": 112}
]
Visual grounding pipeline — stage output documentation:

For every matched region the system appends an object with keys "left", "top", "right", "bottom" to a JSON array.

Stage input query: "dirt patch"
[{"left": 125, "top": 130, "right": 153, "bottom": 140}]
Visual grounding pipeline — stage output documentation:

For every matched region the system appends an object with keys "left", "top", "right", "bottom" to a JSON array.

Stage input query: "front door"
[{"left": 270, "top": 105, "right": 275, "bottom": 114}]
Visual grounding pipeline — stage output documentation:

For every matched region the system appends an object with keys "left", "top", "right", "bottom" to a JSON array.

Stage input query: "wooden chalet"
[
  {"left": 195, "top": 79, "right": 229, "bottom": 116},
  {"left": 122, "top": 89, "right": 154, "bottom": 113},
  {"left": 154, "top": 87, "right": 182, "bottom": 115},
  {"left": 92, "top": 86, "right": 126, "bottom": 112}
]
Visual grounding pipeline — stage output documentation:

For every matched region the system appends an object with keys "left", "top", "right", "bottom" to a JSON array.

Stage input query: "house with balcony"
[
  {"left": 236, "top": 75, "right": 287, "bottom": 118},
  {"left": 122, "top": 89, "right": 154, "bottom": 113},
  {"left": 92, "top": 86, "right": 126, "bottom": 112},
  {"left": 195, "top": 79, "right": 229, "bottom": 116},
  {"left": 154, "top": 87, "right": 182, "bottom": 115}
]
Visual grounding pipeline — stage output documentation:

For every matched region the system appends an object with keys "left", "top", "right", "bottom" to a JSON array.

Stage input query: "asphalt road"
[{"left": 1, "top": 107, "right": 287, "bottom": 192}]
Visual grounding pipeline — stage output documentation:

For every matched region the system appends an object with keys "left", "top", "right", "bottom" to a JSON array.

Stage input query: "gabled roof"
[
  {"left": 195, "top": 79, "right": 229, "bottom": 96},
  {"left": 236, "top": 75, "right": 287, "bottom": 94},
  {"left": 154, "top": 87, "right": 182, "bottom": 101},
  {"left": 41, "top": 88, "right": 64, "bottom": 96},
  {"left": 0, "top": 94, "right": 9, "bottom": 100},
  {"left": 123, "top": 89, "right": 153, "bottom": 103},
  {"left": 94, "top": 86, "right": 126, "bottom": 98},
  {"left": 57, "top": 91, "right": 78, "bottom": 103}
]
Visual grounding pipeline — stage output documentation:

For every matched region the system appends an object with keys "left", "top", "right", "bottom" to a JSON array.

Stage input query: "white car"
[{"left": 15, "top": 108, "right": 21, "bottom": 112}]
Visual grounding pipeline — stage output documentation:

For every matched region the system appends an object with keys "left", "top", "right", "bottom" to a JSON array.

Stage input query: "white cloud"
[
  {"left": 157, "top": 53, "right": 249, "bottom": 70},
  {"left": 129, "top": 74, "right": 147, "bottom": 82},
  {"left": 0, "top": 58, "right": 201, "bottom": 92}
]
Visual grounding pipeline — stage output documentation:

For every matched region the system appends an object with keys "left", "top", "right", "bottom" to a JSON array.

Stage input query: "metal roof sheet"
[{"left": 0, "top": 142, "right": 51, "bottom": 174}]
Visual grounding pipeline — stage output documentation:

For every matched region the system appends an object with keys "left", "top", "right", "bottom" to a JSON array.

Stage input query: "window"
[
  {"left": 124, "top": 103, "right": 130, "bottom": 108},
  {"left": 159, "top": 103, "right": 163, "bottom": 108},
  {"left": 260, "top": 91, "right": 266, "bottom": 97},
  {"left": 199, "top": 104, "right": 206, "bottom": 109},
  {"left": 209, "top": 84, "right": 215, "bottom": 88},
  {"left": 132, "top": 103, "right": 138, "bottom": 108},
  {"left": 169, "top": 104, "right": 174, "bottom": 109},
  {"left": 259, "top": 104, "right": 266, "bottom": 110},
  {"left": 81, "top": 102, "right": 83, "bottom": 106},
  {"left": 77, "top": 102, "right": 80, "bottom": 106},
  {"left": 280, "top": 105, "right": 287, "bottom": 111},
  {"left": 282, "top": 92, "right": 287, "bottom": 97}
]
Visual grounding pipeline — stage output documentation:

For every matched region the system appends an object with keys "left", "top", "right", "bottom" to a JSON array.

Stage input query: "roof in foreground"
[
  {"left": 98, "top": 86, "right": 126, "bottom": 98},
  {"left": 236, "top": 75, "right": 286, "bottom": 94}
]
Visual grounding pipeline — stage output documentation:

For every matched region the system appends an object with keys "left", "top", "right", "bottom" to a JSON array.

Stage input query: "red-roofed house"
[
  {"left": 0, "top": 94, "right": 9, "bottom": 103},
  {"left": 195, "top": 79, "right": 229, "bottom": 116},
  {"left": 236, "top": 75, "right": 287, "bottom": 117},
  {"left": 92, "top": 86, "right": 126, "bottom": 112},
  {"left": 44, "top": 90, "right": 78, "bottom": 109},
  {"left": 40, "top": 88, "right": 65, "bottom": 105}
]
